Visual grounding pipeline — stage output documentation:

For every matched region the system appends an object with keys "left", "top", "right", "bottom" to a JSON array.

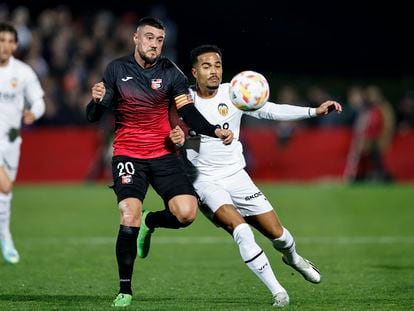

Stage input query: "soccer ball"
[{"left": 229, "top": 70, "right": 270, "bottom": 111}]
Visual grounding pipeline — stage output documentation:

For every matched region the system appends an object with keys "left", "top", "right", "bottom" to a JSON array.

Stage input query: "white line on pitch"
[{"left": 19, "top": 236, "right": 414, "bottom": 245}]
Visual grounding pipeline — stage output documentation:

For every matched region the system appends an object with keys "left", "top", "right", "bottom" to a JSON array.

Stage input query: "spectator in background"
[
  {"left": 306, "top": 85, "right": 343, "bottom": 127},
  {"left": 10, "top": 6, "right": 32, "bottom": 56},
  {"left": 0, "top": 22, "right": 45, "bottom": 264},
  {"left": 344, "top": 85, "right": 395, "bottom": 182},
  {"left": 396, "top": 91, "right": 414, "bottom": 133},
  {"left": 274, "top": 84, "right": 308, "bottom": 146}
]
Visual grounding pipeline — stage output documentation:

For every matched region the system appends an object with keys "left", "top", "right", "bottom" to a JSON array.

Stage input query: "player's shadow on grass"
[
  {"left": 0, "top": 294, "right": 108, "bottom": 303},
  {"left": 373, "top": 264, "right": 414, "bottom": 271}
]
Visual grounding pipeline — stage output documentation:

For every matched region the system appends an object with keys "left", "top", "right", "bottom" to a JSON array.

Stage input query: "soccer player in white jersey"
[
  {"left": 176, "top": 44, "right": 342, "bottom": 307},
  {"left": 0, "top": 22, "right": 45, "bottom": 264}
]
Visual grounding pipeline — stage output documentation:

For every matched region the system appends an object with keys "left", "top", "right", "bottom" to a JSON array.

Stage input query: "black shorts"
[{"left": 111, "top": 153, "right": 196, "bottom": 205}]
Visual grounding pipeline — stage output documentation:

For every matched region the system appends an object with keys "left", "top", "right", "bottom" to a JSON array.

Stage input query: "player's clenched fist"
[
  {"left": 170, "top": 125, "right": 185, "bottom": 147},
  {"left": 92, "top": 82, "right": 106, "bottom": 103}
]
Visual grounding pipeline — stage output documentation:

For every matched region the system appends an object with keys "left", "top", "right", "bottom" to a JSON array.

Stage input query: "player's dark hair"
[
  {"left": 136, "top": 16, "right": 165, "bottom": 31},
  {"left": 190, "top": 44, "right": 222, "bottom": 67},
  {"left": 0, "top": 22, "right": 18, "bottom": 42}
]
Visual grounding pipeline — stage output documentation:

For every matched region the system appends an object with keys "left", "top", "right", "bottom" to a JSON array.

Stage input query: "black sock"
[
  {"left": 116, "top": 225, "right": 139, "bottom": 295},
  {"left": 146, "top": 209, "right": 187, "bottom": 229}
]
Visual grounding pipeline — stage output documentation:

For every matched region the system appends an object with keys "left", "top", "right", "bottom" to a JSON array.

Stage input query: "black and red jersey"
[{"left": 101, "top": 55, "right": 190, "bottom": 159}]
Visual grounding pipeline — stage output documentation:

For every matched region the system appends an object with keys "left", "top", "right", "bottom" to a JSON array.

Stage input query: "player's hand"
[
  {"left": 22, "top": 110, "right": 36, "bottom": 125},
  {"left": 215, "top": 128, "right": 234, "bottom": 145},
  {"left": 91, "top": 82, "right": 106, "bottom": 103},
  {"left": 316, "top": 100, "right": 342, "bottom": 116},
  {"left": 170, "top": 125, "right": 185, "bottom": 147}
]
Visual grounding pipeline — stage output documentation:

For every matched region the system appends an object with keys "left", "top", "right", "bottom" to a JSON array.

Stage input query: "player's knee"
[
  {"left": 118, "top": 200, "right": 140, "bottom": 225},
  {"left": 175, "top": 207, "right": 197, "bottom": 226},
  {"left": 0, "top": 180, "right": 13, "bottom": 194}
]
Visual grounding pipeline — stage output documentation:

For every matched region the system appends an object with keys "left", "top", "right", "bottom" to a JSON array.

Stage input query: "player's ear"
[
  {"left": 11, "top": 41, "right": 18, "bottom": 53},
  {"left": 133, "top": 31, "right": 139, "bottom": 44},
  {"left": 191, "top": 67, "right": 197, "bottom": 79}
]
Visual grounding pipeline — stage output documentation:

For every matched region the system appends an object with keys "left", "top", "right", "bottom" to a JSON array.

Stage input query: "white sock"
[
  {"left": 0, "top": 192, "right": 12, "bottom": 240},
  {"left": 272, "top": 227, "right": 300, "bottom": 265},
  {"left": 233, "top": 223, "right": 285, "bottom": 295}
]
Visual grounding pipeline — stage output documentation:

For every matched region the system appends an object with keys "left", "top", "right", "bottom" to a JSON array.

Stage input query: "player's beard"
[
  {"left": 206, "top": 84, "right": 219, "bottom": 91},
  {"left": 206, "top": 80, "right": 220, "bottom": 91},
  {"left": 140, "top": 50, "right": 159, "bottom": 65}
]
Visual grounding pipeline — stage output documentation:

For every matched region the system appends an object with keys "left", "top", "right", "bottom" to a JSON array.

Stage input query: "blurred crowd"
[
  {"left": 245, "top": 83, "right": 414, "bottom": 182},
  {"left": 0, "top": 4, "right": 177, "bottom": 126},
  {"left": 2, "top": 4, "right": 414, "bottom": 182}
]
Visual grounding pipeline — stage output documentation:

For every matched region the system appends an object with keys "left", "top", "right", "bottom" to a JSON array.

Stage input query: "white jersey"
[
  {"left": 187, "top": 83, "right": 315, "bottom": 182},
  {"left": 0, "top": 56, "right": 45, "bottom": 141},
  {"left": 187, "top": 83, "right": 245, "bottom": 181}
]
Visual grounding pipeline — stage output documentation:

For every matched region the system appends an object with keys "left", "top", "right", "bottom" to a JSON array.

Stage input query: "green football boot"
[
  {"left": 112, "top": 293, "right": 132, "bottom": 307},
  {"left": 137, "top": 209, "right": 154, "bottom": 258}
]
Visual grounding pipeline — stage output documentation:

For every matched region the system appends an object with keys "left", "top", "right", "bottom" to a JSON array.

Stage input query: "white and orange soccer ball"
[{"left": 229, "top": 70, "right": 270, "bottom": 111}]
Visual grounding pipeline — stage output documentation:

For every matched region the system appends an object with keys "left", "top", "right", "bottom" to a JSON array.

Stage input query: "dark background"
[{"left": 10, "top": 0, "right": 413, "bottom": 78}]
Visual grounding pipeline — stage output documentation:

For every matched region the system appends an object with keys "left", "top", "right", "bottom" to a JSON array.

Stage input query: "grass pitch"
[{"left": 0, "top": 182, "right": 413, "bottom": 310}]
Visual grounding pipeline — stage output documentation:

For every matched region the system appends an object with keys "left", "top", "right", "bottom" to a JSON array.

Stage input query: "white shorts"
[
  {"left": 194, "top": 169, "right": 273, "bottom": 218},
  {"left": 0, "top": 137, "right": 22, "bottom": 182}
]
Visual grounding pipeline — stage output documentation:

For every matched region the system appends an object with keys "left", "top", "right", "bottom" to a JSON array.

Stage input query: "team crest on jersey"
[
  {"left": 151, "top": 79, "right": 163, "bottom": 90},
  {"left": 121, "top": 175, "right": 133, "bottom": 184},
  {"left": 217, "top": 103, "right": 229, "bottom": 117},
  {"left": 10, "top": 78, "right": 18, "bottom": 89}
]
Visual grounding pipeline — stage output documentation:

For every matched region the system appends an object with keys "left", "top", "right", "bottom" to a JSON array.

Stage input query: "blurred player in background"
[
  {"left": 344, "top": 85, "right": 395, "bottom": 182},
  {"left": 86, "top": 18, "right": 233, "bottom": 307},
  {"left": 0, "top": 22, "right": 45, "bottom": 264},
  {"left": 175, "top": 44, "right": 342, "bottom": 307}
]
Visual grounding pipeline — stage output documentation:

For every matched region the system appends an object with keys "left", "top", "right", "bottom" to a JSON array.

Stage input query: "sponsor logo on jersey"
[
  {"left": 217, "top": 103, "right": 229, "bottom": 116},
  {"left": 121, "top": 76, "right": 133, "bottom": 82},
  {"left": 10, "top": 78, "right": 18, "bottom": 89},
  {"left": 151, "top": 78, "right": 163, "bottom": 90},
  {"left": 245, "top": 191, "right": 264, "bottom": 201},
  {"left": 0, "top": 91, "right": 17, "bottom": 102},
  {"left": 121, "top": 175, "right": 133, "bottom": 184}
]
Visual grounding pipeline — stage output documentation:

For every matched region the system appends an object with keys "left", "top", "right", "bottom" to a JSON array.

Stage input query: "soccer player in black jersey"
[{"left": 86, "top": 17, "right": 233, "bottom": 307}]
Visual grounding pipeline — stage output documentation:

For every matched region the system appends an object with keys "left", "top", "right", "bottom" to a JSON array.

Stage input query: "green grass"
[{"left": 1, "top": 183, "right": 413, "bottom": 310}]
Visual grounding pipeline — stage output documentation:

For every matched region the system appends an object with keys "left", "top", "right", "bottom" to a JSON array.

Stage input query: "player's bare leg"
[
  {"left": 214, "top": 205, "right": 289, "bottom": 307},
  {"left": 0, "top": 166, "right": 13, "bottom": 194},
  {"left": 246, "top": 211, "right": 321, "bottom": 284}
]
